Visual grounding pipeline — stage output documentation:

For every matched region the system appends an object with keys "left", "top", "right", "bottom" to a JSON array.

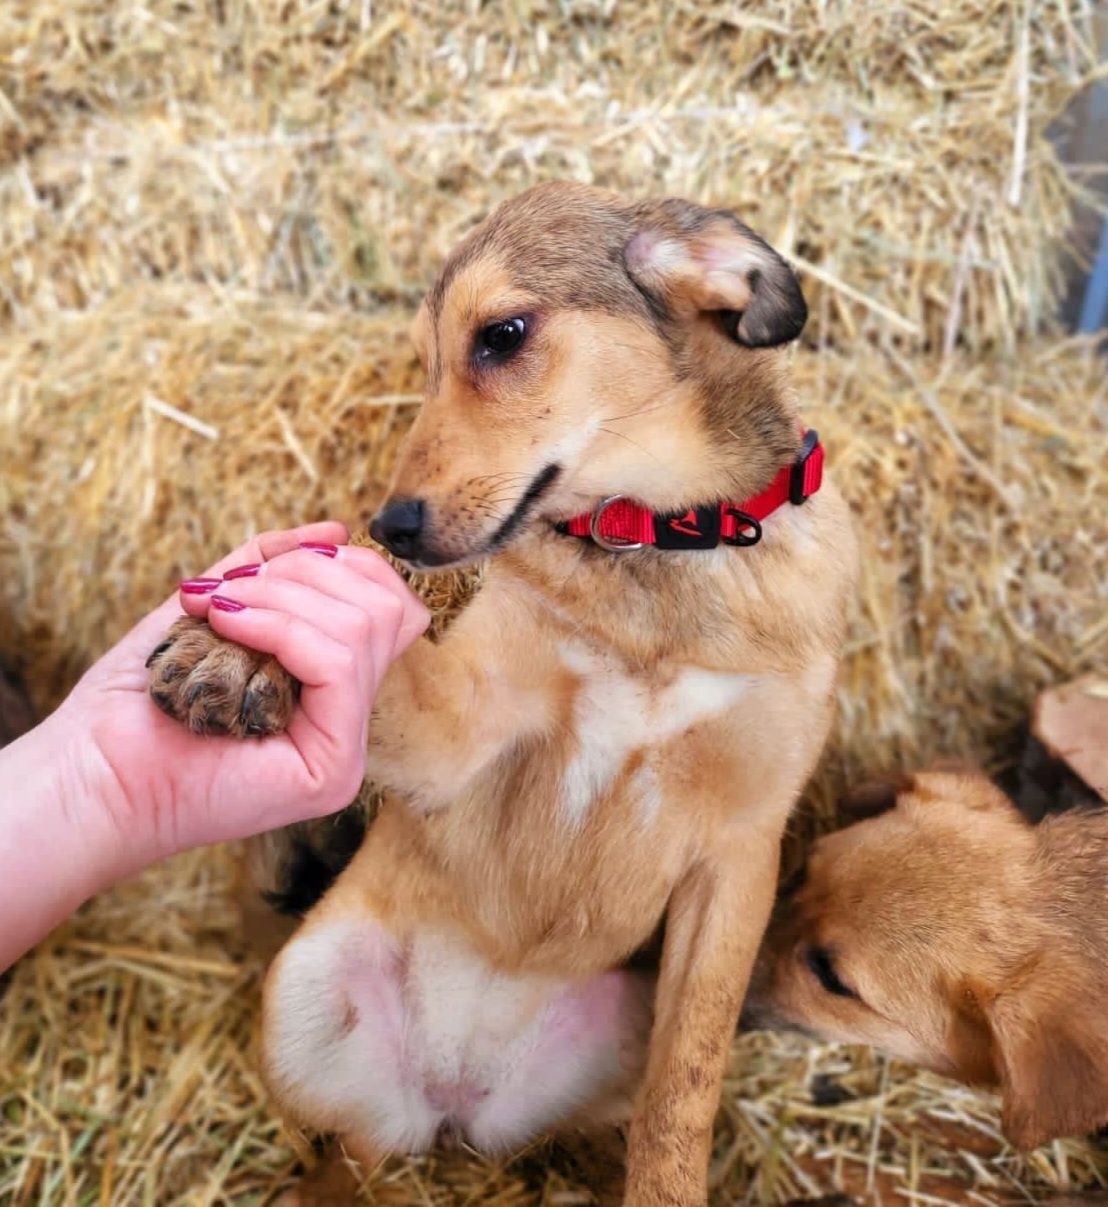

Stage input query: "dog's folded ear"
[
  {"left": 910, "top": 768, "right": 1024, "bottom": 819},
  {"left": 624, "top": 200, "right": 807, "bottom": 348},
  {"left": 838, "top": 773, "right": 915, "bottom": 822},
  {"left": 841, "top": 767, "right": 1024, "bottom": 827},
  {"left": 974, "top": 959, "right": 1108, "bottom": 1148}
]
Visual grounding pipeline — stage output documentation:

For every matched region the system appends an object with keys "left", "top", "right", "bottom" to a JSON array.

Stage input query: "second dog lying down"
[{"left": 745, "top": 768, "right": 1108, "bottom": 1149}]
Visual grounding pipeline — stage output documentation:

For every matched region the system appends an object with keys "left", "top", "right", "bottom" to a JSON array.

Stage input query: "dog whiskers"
[
  {"left": 469, "top": 472, "right": 531, "bottom": 489},
  {"left": 598, "top": 426, "right": 658, "bottom": 461},
  {"left": 602, "top": 403, "right": 668, "bottom": 424}
]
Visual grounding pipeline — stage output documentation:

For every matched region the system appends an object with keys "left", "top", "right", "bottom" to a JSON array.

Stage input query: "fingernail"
[
  {"left": 210, "top": 594, "right": 247, "bottom": 613},
  {"left": 180, "top": 578, "right": 222, "bottom": 595},
  {"left": 223, "top": 562, "right": 262, "bottom": 580},
  {"left": 299, "top": 541, "right": 339, "bottom": 558}
]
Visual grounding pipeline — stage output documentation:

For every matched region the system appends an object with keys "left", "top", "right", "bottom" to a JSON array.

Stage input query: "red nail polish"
[
  {"left": 299, "top": 542, "right": 339, "bottom": 558},
  {"left": 223, "top": 562, "right": 261, "bottom": 580},
  {"left": 210, "top": 594, "right": 247, "bottom": 613},
  {"left": 180, "top": 578, "right": 222, "bottom": 594}
]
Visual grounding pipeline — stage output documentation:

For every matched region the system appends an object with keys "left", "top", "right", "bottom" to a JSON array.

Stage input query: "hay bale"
[
  {"left": 2, "top": 306, "right": 1106, "bottom": 1201},
  {"left": 2, "top": 0, "right": 1107, "bottom": 1202},
  {"left": 0, "top": 2, "right": 1099, "bottom": 350}
]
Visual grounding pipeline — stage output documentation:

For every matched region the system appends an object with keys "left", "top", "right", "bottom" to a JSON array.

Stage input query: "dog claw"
[
  {"left": 200, "top": 710, "right": 230, "bottom": 735},
  {"left": 150, "top": 689, "right": 177, "bottom": 717},
  {"left": 145, "top": 639, "right": 173, "bottom": 669}
]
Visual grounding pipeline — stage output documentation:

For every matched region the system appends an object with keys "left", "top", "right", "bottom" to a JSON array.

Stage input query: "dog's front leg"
[
  {"left": 365, "top": 604, "right": 559, "bottom": 810},
  {"left": 624, "top": 823, "right": 781, "bottom": 1206}
]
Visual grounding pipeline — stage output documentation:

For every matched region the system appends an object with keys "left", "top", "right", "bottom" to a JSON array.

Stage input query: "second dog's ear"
[
  {"left": 977, "top": 960, "right": 1108, "bottom": 1148},
  {"left": 910, "top": 768, "right": 1022, "bottom": 819},
  {"left": 839, "top": 773, "right": 915, "bottom": 822},
  {"left": 624, "top": 202, "right": 807, "bottom": 348}
]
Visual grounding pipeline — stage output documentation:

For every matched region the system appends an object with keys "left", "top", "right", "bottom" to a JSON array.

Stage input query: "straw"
[{"left": 2, "top": 1, "right": 1106, "bottom": 1202}]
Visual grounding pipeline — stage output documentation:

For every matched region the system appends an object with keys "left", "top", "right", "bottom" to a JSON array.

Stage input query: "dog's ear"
[
  {"left": 911, "top": 769, "right": 1021, "bottom": 819},
  {"left": 975, "top": 962, "right": 1108, "bottom": 1148},
  {"left": 624, "top": 201, "right": 807, "bottom": 348},
  {"left": 838, "top": 773, "right": 915, "bottom": 823},
  {"left": 841, "top": 767, "right": 1020, "bottom": 826}
]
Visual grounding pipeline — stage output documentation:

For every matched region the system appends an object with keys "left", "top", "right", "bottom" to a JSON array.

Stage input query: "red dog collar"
[{"left": 558, "top": 429, "right": 824, "bottom": 552}]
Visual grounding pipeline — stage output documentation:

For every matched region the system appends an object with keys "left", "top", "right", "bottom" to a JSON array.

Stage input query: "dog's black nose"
[{"left": 370, "top": 497, "right": 425, "bottom": 560}]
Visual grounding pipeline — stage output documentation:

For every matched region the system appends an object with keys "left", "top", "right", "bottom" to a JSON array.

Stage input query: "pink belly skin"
[
  {"left": 461, "top": 968, "right": 647, "bottom": 1149},
  {"left": 263, "top": 919, "right": 653, "bottom": 1155}
]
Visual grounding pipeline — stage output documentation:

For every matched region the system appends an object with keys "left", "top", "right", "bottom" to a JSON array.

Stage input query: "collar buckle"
[{"left": 590, "top": 496, "right": 645, "bottom": 552}]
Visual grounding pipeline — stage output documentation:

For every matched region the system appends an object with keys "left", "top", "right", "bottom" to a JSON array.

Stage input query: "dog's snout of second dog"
[{"left": 370, "top": 497, "right": 426, "bottom": 561}]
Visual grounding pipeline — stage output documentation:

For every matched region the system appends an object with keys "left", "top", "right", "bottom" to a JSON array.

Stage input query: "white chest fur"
[{"left": 557, "top": 642, "right": 758, "bottom": 826}]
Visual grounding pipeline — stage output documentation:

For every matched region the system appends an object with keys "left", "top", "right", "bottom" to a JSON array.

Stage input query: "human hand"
[{"left": 17, "top": 522, "right": 428, "bottom": 899}]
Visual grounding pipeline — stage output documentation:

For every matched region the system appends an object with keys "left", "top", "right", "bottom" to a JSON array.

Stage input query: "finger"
[
  {"left": 300, "top": 546, "right": 431, "bottom": 649},
  {"left": 262, "top": 544, "right": 423, "bottom": 613},
  {"left": 109, "top": 523, "right": 352, "bottom": 672},
  {"left": 180, "top": 563, "right": 429, "bottom": 655},
  {"left": 181, "top": 540, "right": 425, "bottom": 649},
  {"left": 196, "top": 576, "right": 398, "bottom": 661},
  {"left": 205, "top": 603, "right": 369, "bottom": 742},
  {"left": 184, "top": 521, "right": 350, "bottom": 583},
  {"left": 208, "top": 577, "right": 407, "bottom": 695},
  {"left": 256, "top": 521, "right": 349, "bottom": 565},
  {"left": 297, "top": 543, "right": 411, "bottom": 589},
  {"left": 394, "top": 595, "right": 431, "bottom": 652},
  {"left": 245, "top": 549, "right": 428, "bottom": 652},
  {"left": 176, "top": 523, "right": 351, "bottom": 603},
  {"left": 196, "top": 521, "right": 349, "bottom": 581},
  {"left": 176, "top": 523, "right": 353, "bottom": 614}
]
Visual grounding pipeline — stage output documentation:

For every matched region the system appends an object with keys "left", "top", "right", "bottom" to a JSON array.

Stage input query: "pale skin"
[{"left": 0, "top": 521, "right": 428, "bottom": 972}]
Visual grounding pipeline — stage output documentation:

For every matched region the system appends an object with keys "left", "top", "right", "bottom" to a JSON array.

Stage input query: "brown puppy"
[
  {"left": 149, "top": 181, "right": 857, "bottom": 1204},
  {"left": 746, "top": 768, "right": 1108, "bottom": 1150}
]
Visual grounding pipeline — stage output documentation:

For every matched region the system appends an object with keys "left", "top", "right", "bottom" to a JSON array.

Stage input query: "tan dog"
[
  {"left": 745, "top": 768, "right": 1108, "bottom": 1150},
  {"left": 148, "top": 181, "right": 857, "bottom": 1204}
]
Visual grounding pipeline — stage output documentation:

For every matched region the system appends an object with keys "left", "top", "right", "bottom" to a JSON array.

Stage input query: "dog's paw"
[{"left": 146, "top": 616, "right": 298, "bottom": 737}]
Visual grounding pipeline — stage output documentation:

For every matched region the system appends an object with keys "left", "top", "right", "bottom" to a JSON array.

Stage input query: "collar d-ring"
[{"left": 590, "top": 496, "right": 645, "bottom": 552}]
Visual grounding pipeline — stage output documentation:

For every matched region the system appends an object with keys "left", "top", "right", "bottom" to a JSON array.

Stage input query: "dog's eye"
[
  {"left": 805, "top": 947, "right": 857, "bottom": 999},
  {"left": 478, "top": 317, "right": 527, "bottom": 360}
]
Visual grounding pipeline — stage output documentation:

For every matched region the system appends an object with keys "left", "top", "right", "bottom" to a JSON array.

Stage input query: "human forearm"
[
  {"left": 0, "top": 526, "right": 429, "bottom": 972},
  {"left": 0, "top": 707, "right": 121, "bottom": 970}
]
